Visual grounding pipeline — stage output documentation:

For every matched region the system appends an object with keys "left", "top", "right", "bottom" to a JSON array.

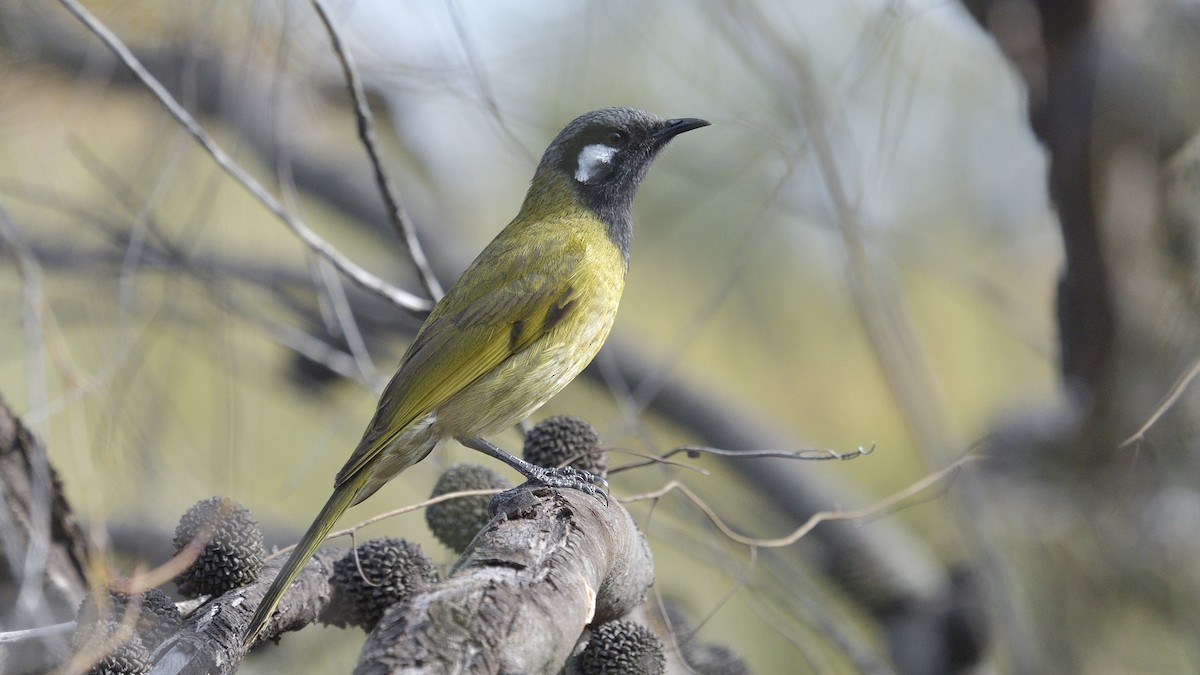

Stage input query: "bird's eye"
[{"left": 606, "top": 130, "right": 627, "bottom": 146}]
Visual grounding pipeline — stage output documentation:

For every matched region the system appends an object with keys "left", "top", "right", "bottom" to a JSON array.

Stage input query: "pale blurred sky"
[{"left": 330, "top": 0, "right": 1051, "bottom": 250}]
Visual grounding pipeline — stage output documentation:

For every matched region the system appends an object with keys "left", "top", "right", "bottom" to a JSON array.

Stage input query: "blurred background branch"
[{"left": 958, "top": 1, "right": 1200, "bottom": 671}]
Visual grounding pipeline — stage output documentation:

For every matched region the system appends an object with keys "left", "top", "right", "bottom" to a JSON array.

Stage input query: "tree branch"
[
  {"left": 311, "top": 0, "right": 444, "bottom": 302},
  {"left": 356, "top": 486, "right": 653, "bottom": 674},
  {"left": 0, "top": 395, "right": 89, "bottom": 673},
  {"left": 148, "top": 549, "right": 341, "bottom": 675},
  {"left": 55, "top": 0, "right": 434, "bottom": 316}
]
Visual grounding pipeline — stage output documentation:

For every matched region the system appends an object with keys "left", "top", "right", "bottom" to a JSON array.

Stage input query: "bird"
[{"left": 243, "top": 107, "right": 709, "bottom": 646}]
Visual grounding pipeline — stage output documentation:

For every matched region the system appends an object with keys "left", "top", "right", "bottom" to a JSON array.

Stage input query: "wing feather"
[{"left": 335, "top": 238, "right": 583, "bottom": 487}]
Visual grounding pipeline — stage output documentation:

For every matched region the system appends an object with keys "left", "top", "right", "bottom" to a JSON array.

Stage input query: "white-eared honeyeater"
[{"left": 244, "top": 107, "right": 709, "bottom": 645}]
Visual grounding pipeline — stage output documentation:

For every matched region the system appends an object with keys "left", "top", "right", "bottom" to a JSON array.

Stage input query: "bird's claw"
[{"left": 529, "top": 465, "right": 610, "bottom": 506}]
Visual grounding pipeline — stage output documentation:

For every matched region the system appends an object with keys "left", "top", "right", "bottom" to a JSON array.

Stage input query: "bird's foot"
[
  {"left": 457, "top": 435, "right": 610, "bottom": 505},
  {"left": 524, "top": 463, "right": 610, "bottom": 505}
]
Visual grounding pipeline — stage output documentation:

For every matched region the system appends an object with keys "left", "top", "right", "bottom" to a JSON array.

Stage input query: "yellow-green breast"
[{"left": 431, "top": 202, "right": 627, "bottom": 437}]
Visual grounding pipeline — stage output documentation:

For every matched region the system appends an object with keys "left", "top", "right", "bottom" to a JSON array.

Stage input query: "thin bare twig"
[
  {"left": 0, "top": 207, "right": 58, "bottom": 625},
  {"left": 580, "top": 448, "right": 710, "bottom": 476},
  {"left": 58, "top": 605, "right": 139, "bottom": 675},
  {"left": 1119, "top": 356, "right": 1200, "bottom": 448},
  {"left": 0, "top": 622, "right": 75, "bottom": 644},
  {"left": 673, "top": 443, "right": 874, "bottom": 461},
  {"left": 689, "top": 546, "right": 758, "bottom": 637},
  {"left": 348, "top": 529, "right": 385, "bottom": 588},
  {"left": 621, "top": 454, "right": 975, "bottom": 548},
  {"left": 10, "top": 184, "right": 376, "bottom": 394},
  {"left": 647, "top": 547, "right": 761, "bottom": 671},
  {"left": 56, "top": 0, "right": 433, "bottom": 316},
  {"left": 613, "top": 158, "right": 801, "bottom": 442},
  {"left": 25, "top": 141, "right": 383, "bottom": 396},
  {"left": 262, "top": 487, "right": 505, "bottom": 561},
  {"left": 276, "top": 147, "right": 379, "bottom": 385},
  {"left": 440, "top": 0, "right": 535, "bottom": 164},
  {"left": 713, "top": 2, "right": 958, "bottom": 464},
  {"left": 311, "top": 0, "right": 444, "bottom": 301},
  {"left": 105, "top": 499, "right": 245, "bottom": 597},
  {"left": 609, "top": 443, "right": 874, "bottom": 475}
]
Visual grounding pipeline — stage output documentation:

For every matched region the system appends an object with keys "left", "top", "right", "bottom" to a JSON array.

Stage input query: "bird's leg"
[{"left": 456, "top": 436, "right": 609, "bottom": 505}]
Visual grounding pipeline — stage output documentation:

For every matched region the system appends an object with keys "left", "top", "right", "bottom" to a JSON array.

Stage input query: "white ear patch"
[{"left": 574, "top": 143, "right": 618, "bottom": 183}]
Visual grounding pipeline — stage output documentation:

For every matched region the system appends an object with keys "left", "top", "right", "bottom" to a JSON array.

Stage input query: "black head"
[{"left": 533, "top": 107, "right": 709, "bottom": 257}]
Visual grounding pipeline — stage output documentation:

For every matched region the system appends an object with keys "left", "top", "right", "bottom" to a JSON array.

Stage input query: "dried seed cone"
[
  {"left": 425, "top": 463, "right": 512, "bottom": 553},
  {"left": 324, "top": 537, "right": 438, "bottom": 631},
  {"left": 523, "top": 415, "right": 607, "bottom": 478},
  {"left": 575, "top": 620, "right": 665, "bottom": 675},
  {"left": 173, "top": 496, "right": 265, "bottom": 598}
]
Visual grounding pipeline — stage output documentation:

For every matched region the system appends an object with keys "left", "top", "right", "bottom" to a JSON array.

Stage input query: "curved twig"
[
  {"left": 621, "top": 454, "right": 973, "bottom": 548},
  {"left": 261, "top": 487, "right": 505, "bottom": 562},
  {"left": 311, "top": 0, "right": 444, "bottom": 301},
  {"left": 56, "top": 0, "right": 433, "bottom": 316},
  {"left": 609, "top": 442, "right": 874, "bottom": 475}
]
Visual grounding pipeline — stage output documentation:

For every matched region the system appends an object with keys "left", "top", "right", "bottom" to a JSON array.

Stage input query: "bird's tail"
[{"left": 243, "top": 476, "right": 362, "bottom": 646}]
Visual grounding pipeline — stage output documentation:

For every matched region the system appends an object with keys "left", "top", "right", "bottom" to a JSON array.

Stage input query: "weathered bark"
[
  {"left": 0, "top": 396, "right": 89, "bottom": 674},
  {"left": 147, "top": 485, "right": 650, "bottom": 674},
  {"left": 356, "top": 486, "right": 653, "bottom": 675},
  {"left": 148, "top": 548, "right": 340, "bottom": 675}
]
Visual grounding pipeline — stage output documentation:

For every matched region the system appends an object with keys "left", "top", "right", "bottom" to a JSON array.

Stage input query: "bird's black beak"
[{"left": 655, "top": 117, "right": 711, "bottom": 141}]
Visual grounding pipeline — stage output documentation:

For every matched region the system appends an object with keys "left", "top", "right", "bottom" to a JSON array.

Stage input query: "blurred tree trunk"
[
  {"left": 0, "top": 396, "right": 90, "bottom": 674},
  {"left": 961, "top": 1, "right": 1200, "bottom": 670}
]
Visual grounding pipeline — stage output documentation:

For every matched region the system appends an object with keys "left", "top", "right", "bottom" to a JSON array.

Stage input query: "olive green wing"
[{"left": 334, "top": 249, "right": 582, "bottom": 488}]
